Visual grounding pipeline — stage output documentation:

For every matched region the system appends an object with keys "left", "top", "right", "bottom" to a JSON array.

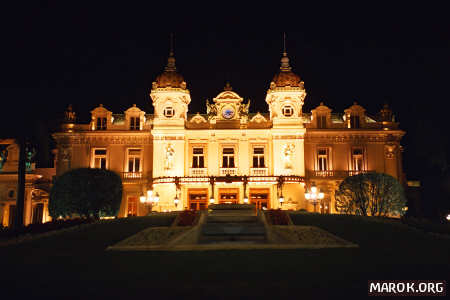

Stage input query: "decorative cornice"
[{"left": 53, "top": 133, "right": 153, "bottom": 145}]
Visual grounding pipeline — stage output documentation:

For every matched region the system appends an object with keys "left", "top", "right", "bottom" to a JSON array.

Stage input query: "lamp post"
[
  {"left": 209, "top": 176, "right": 215, "bottom": 205},
  {"left": 278, "top": 176, "right": 284, "bottom": 207},
  {"left": 243, "top": 175, "right": 249, "bottom": 204},
  {"left": 305, "top": 182, "right": 324, "bottom": 213},
  {"left": 140, "top": 181, "right": 159, "bottom": 212},
  {"left": 140, "top": 189, "right": 159, "bottom": 211},
  {"left": 174, "top": 176, "right": 181, "bottom": 209}
]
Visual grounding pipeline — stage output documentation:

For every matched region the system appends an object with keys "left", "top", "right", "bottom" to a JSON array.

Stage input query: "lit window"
[
  {"left": 252, "top": 147, "right": 265, "bottom": 168},
  {"left": 317, "top": 148, "right": 329, "bottom": 171},
  {"left": 317, "top": 115, "right": 327, "bottom": 128},
  {"left": 96, "top": 117, "right": 107, "bottom": 130},
  {"left": 222, "top": 148, "right": 235, "bottom": 168},
  {"left": 163, "top": 107, "right": 175, "bottom": 118},
  {"left": 352, "top": 148, "right": 364, "bottom": 171},
  {"left": 127, "top": 197, "right": 137, "bottom": 216},
  {"left": 192, "top": 148, "right": 205, "bottom": 168},
  {"left": 282, "top": 105, "right": 294, "bottom": 117},
  {"left": 130, "top": 117, "right": 140, "bottom": 130},
  {"left": 128, "top": 149, "right": 141, "bottom": 172},
  {"left": 350, "top": 115, "right": 360, "bottom": 128},
  {"left": 93, "top": 149, "right": 107, "bottom": 169}
]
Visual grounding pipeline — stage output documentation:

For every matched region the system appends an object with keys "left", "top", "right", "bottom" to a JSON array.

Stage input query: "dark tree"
[
  {"left": 335, "top": 172, "right": 406, "bottom": 217},
  {"left": 49, "top": 168, "right": 123, "bottom": 219}
]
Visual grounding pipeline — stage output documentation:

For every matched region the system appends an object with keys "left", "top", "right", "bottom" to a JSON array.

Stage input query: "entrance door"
[
  {"left": 249, "top": 188, "right": 270, "bottom": 210},
  {"left": 8, "top": 205, "right": 16, "bottom": 227},
  {"left": 188, "top": 189, "right": 208, "bottom": 210},
  {"left": 127, "top": 197, "right": 138, "bottom": 216},
  {"left": 219, "top": 188, "right": 239, "bottom": 204},
  {"left": 32, "top": 203, "right": 44, "bottom": 224}
]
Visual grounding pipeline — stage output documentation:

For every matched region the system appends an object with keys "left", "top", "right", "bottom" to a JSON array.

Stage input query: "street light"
[
  {"left": 140, "top": 189, "right": 159, "bottom": 206},
  {"left": 305, "top": 182, "right": 324, "bottom": 213},
  {"left": 278, "top": 176, "right": 284, "bottom": 207}
]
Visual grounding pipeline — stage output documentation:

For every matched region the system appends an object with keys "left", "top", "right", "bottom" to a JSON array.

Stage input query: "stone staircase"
[{"left": 199, "top": 204, "right": 267, "bottom": 244}]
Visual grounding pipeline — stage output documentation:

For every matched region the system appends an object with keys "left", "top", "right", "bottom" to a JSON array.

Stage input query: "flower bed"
[
  {"left": 265, "top": 209, "right": 290, "bottom": 225},
  {"left": 0, "top": 218, "right": 97, "bottom": 239}
]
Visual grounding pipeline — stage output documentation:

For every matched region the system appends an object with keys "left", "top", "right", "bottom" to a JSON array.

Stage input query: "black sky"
[{"left": 2, "top": 2, "right": 450, "bottom": 179}]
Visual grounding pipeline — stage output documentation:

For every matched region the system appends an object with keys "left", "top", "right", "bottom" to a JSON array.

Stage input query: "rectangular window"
[
  {"left": 192, "top": 148, "right": 205, "bottom": 168},
  {"left": 222, "top": 148, "right": 235, "bottom": 168},
  {"left": 350, "top": 115, "right": 360, "bottom": 128},
  {"left": 317, "top": 115, "right": 327, "bottom": 128},
  {"left": 317, "top": 148, "right": 329, "bottom": 171},
  {"left": 128, "top": 149, "right": 141, "bottom": 172},
  {"left": 352, "top": 148, "right": 364, "bottom": 171},
  {"left": 127, "top": 197, "right": 137, "bottom": 216},
  {"left": 130, "top": 117, "right": 140, "bottom": 130},
  {"left": 96, "top": 117, "right": 107, "bottom": 130},
  {"left": 93, "top": 149, "right": 107, "bottom": 169},
  {"left": 252, "top": 147, "right": 265, "bottom": 168}
]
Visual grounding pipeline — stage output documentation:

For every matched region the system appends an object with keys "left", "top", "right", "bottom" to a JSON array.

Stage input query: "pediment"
[
  {"left": 91, "top": 104, "right": 111, "bottom": 115},
  {"left": 250, "top": 112, "right": 268, "bottom": 123},
  {"left": 214, "top": 91, "right": 243, "bottom": 102},
  {"left": 189, "top": 113, "right": 207, "bottom": 124},
  {"left": 124, "top": 104, "right": 144, "bottom": 114}
]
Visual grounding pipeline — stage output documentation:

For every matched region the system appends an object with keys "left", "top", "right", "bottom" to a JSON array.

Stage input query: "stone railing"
[
  {"left": 189, "top": 168, "right": 207, "bottom": 176},
  {"left": 250, "top": 168, "right": 268, "bottom": 176},
  {"left": 121, "top": 172, "right": 144, "bottom": 180},
  {"left": 220, "top": 168, "right": 238, "bottom": 176},
  {"left": 306, "top": 170, "right": 371, "bottom": 179}
]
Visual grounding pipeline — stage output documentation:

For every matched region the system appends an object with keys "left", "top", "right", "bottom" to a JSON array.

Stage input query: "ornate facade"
[
  {"left": 0, "top": 139, "right": 54, "bottom": 227},
  {"left": 51, "top": 49, "right": 405, "bottom": 217}
]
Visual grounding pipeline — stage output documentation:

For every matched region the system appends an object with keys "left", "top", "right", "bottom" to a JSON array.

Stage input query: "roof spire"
[
  {"left": 280, "top": 32, "right": 291, "bottom": 71},
  {"left": 165, "top": 32, "right": 176, "bottom": 72}
]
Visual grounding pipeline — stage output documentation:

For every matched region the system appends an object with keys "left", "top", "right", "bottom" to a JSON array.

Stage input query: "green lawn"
[{"left": 1, "top": 213, "right": 449, "bottom": 299}]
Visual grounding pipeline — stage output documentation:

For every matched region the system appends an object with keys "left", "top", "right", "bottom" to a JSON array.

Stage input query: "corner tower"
[
  {"left": 150, "top": 42, "right": 191, "bottom": 129},
  {"left": 265, "top": 42, "right": 306, "bottom": 128},
  {"left": 267, "top": 37, "right": 306, "bottom": 192},
  {"left": 150, "top": 39, "right": 189, "bottom": 210}
]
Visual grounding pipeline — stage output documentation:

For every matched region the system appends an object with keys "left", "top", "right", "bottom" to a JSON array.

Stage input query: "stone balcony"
[
  {"left": 220, "top": 168, "right": 238, "bottom": 176},
  {"left": 189, "top": 168, "right": 208, "bottom": 177},
  {"left": 121, "top": 172, "right": 147, "bottom": 183},
  {"left": 306, "top": 170, "right": 371, "bottom": 179},
  {"left": 250, "top": 168, "right": 268, "bottom": 176}
]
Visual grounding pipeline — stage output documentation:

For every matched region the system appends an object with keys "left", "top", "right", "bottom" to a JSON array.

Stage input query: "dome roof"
[
  {"left": 153, "top": 53, "right": 186, "bottom": 89},
  {"left": 270, "top": 53, "right": 304, "bottom": 88}
]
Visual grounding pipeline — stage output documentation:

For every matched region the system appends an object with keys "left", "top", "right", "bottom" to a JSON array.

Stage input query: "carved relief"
[
  {"left": 282, "top": 144, "right": 295, "bottom": 169},
  {"left": 384, "top": 144, "right": 397, "bottom": 159},
  {"left": 164, "top": 144, "right": 175, "bottom": 170}
]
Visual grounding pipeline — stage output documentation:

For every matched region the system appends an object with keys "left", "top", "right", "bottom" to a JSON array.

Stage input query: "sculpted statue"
[
  {"left": 64, "top": 104, "right": 76, "bottom": 122},
  {"left": 239, "top": 100, "right": 250, "bottom": 116},
  {"left": 283, "top": 144, "right": 295, "bottom": 169},
  {"left": 165, "top": 144, "right": 175, "bottom": 170},
  {"left": 25, "top": 144, "right": 36, "bottom": 171},
  {"left": 0, "top": 146, "right": 8, "bottom": 170},
  {"left": 206, "top": 99, "right": 217, "bottom": 120}
]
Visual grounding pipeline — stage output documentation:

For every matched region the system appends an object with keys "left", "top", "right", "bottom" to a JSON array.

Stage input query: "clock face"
[{"left": 222, "top": 107, "right": 235, "bottom": 119}]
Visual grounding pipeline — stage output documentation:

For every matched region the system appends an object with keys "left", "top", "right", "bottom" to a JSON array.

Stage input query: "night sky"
[{"left": 2, "top": 3, "right": 449, "bottom": 179}]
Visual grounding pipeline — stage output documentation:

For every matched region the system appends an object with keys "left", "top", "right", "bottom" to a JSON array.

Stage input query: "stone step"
[
  {"left": 199, "top": 235, "right": 266, "bottom": 244},
  {"left": 202, "top": 223, "right": 266, "bottom": 236},
  {"left": 206, "top": 216, "right": 259, "bottom": 223}
]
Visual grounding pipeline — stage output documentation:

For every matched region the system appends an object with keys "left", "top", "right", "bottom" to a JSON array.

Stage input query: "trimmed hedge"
[
  {"left": 401, "top": 217, "right": 450, "bottom": 235},
  {"left": 0, "top": 218, "right": 97, "bottom": 239}
]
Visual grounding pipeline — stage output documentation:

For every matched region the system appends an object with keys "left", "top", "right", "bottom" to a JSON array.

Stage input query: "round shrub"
[{"left": 49, "top": 168, "right": 123, "bottom": 219}]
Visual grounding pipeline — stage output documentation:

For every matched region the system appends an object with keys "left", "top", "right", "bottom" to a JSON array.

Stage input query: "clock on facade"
[{"left": 222, "top": 107, "right": 235, "bottom": 119}]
